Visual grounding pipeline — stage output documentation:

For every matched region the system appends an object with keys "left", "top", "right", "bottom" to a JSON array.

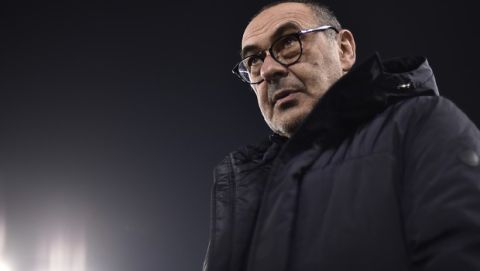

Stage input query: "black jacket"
[{"left": 203, "top": 54, "right": 480, "bottom": 271}]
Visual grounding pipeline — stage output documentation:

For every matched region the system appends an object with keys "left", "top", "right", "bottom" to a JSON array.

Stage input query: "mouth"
[{"left": 272, "top": 89, "right": 300, "bottom": 105}]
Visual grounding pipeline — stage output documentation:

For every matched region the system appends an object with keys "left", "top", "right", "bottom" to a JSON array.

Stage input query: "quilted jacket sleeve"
[{"left": 401, "top": 96, "right": 480, "bottom": 271}]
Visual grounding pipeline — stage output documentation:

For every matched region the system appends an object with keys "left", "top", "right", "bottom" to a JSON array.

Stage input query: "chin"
[{"left": 271, "top": 107, "right": 310, "bottom": 137}]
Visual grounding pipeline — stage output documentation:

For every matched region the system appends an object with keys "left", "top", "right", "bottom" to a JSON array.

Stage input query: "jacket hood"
[{"left": 280, "top": 53, "right": 439, "bottom": 157}]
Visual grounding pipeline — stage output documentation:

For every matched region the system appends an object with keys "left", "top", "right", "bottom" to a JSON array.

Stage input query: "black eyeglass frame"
[{"left": 232, "top": 25, "right": 339, "bottom": 84}]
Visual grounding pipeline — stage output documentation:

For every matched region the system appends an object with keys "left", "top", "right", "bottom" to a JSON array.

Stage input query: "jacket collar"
[{"left": 278, "top": 53, "right": 439, "bottom": 157}]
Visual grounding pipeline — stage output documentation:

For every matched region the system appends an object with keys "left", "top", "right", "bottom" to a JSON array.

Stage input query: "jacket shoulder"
[{"left": 390, "top": 95, "right": 479, "bottom": 137}]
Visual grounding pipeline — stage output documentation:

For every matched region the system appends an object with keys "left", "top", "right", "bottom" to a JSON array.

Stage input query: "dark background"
[{"left": 0, "top": 0, "right": 477, "bottom": 270}]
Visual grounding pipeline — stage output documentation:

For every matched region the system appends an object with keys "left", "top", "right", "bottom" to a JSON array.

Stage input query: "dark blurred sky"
[{"left": 0, "top": 0, "right": 478, "bottom": 270}]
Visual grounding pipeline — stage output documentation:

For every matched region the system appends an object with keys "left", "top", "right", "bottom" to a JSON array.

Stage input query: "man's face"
[{"left": 241, "top": 3, "right": 354, "bottom": 137}]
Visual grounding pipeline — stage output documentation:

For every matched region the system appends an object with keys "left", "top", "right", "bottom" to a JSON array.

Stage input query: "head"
[{"left": 240, "top": 0, "right": 356, "bottom": 137}]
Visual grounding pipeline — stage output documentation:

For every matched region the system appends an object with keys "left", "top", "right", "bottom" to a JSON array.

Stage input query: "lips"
[{"left": 272, "top": 89, "right": 299, "bottom": 105}]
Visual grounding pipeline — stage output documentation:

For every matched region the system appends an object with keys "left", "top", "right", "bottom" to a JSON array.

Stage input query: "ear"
[{"left": 337, "top": 29, "right": 356, "bottom": 72}]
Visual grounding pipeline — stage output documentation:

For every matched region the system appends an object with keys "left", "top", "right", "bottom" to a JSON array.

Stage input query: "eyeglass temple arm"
[{"left": 300, "top": 25, "right": 339, "bottom": 34}]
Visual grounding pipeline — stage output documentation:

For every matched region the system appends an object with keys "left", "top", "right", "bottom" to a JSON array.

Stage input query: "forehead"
[{"left": 242, "top": 3, "right": 318, "bottom": 49}]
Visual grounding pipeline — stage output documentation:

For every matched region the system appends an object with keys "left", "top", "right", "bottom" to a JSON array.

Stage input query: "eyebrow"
[{"left": 240, "top": 21, "right": 302, "bottom": 59}]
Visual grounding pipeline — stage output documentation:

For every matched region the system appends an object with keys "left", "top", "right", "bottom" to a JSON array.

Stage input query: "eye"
[
  {"left": 273, "top": 34, "right": 300, "bottom": 61},
  {"left": 276, "top": 35, "right": 297, "bottom": 50},
  {"left": 246, "top": 55, "right": 263, "bottom": 69}
]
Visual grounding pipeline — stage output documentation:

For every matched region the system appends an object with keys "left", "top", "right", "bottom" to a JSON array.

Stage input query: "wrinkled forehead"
[{"left": 241, "top": 3, "right": 318, "bottom": 50}]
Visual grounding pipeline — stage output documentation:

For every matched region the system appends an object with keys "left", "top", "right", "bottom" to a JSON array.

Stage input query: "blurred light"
[
  {"left": 0, "top": 210, "right": 5, "bottom": 253},
  {"left": 34, "top": 222, "right": 87, "bottom": 271},
  {"left": 46, "top": 236, "right": 86, "bottom": 271},
  {"left": 0, "top": 211, "right": 11, "bottom": 271},
  {"left": 0, "top": 261, "right": 12, "bottom": 271}
]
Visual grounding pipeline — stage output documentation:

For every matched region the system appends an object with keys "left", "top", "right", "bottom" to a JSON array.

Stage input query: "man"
[{"left": 203, "top": 1, "right": 480, "bottom": 270}]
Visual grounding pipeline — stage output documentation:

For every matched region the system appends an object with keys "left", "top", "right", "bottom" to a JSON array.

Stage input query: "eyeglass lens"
[{"left": 239, "top": 34, "right": 301, "bottom": 83}]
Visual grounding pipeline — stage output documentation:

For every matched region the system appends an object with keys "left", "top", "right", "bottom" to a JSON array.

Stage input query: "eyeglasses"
[{"left": 232, "top": 25, "right": 339, "bottom": 84}]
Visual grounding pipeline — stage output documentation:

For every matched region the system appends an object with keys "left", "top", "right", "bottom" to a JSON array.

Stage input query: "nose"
[{"left": 260, "top": 53, "right": 288, "bottom": 83}]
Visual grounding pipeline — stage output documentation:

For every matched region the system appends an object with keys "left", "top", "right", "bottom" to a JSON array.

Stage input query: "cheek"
[
  {"left": 308, "top": 59, "right": 342, "bottom": 88},
  {"left": 301, "top": 45, "right": 342, "bottom": 83},
  {"left": 255, "top": 88, "right": 272, "bottom": 116}
]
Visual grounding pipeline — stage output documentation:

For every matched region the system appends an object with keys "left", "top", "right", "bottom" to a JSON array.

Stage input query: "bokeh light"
[{"left": 0, "top": 261, "right": 12, "bottom": 271}]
